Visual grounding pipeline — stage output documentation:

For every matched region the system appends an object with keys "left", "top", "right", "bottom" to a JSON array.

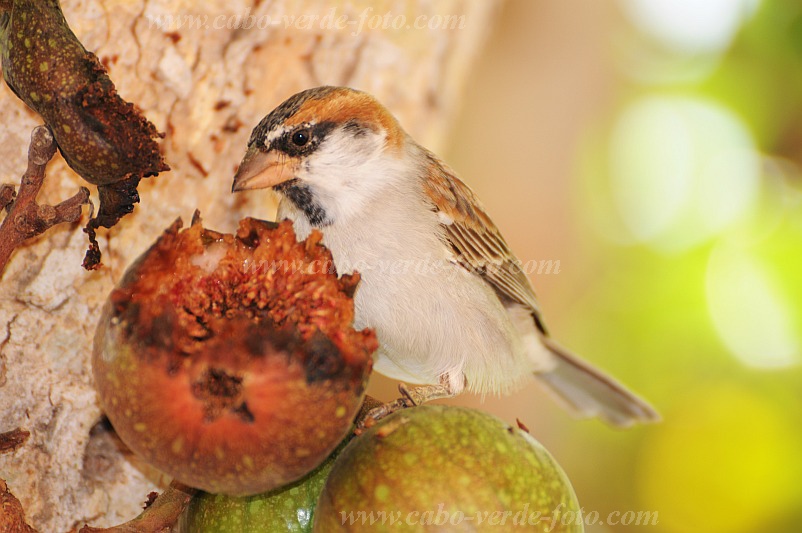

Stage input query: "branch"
[{"left": 0, "top": 126, "right": 90, "bottom": 275}]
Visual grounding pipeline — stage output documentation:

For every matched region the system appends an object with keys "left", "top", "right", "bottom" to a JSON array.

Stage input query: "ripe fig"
[
  {"left": 93, "top": 216, "right": 376, "bottom": 496},
  {"left": 314, "top": 406, "right": 584, "bottom": 532}
]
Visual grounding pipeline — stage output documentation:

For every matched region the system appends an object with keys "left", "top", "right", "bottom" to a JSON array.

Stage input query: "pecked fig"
[{"left": 93, "top": 216, "right": 375, "bottom": 496}]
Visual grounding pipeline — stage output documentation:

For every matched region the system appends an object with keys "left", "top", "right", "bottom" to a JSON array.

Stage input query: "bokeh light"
[
  {"left": 620, "top": 0, "right": 761, "bottom": 54},
  {"left": 608, "top": 96, "right": 760, "bottom": 252},
  {"left": 706, "top": 243, "right": 800, "bottom": 369},
  {"left": 447, "top": 2, "right": 802, "bottom": 531}
]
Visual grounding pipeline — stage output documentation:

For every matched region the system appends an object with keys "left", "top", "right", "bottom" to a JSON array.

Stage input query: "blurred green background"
[{"left": 370, "top": 1, "right": 802, "bottom": 531}]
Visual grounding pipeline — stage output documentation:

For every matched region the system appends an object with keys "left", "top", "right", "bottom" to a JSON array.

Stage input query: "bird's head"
[{"left": 231, "top": 86, "right": 409, "bottom": 226}]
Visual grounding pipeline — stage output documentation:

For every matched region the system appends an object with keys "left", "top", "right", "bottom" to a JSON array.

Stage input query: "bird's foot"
[
  {"left": 357, "top": 379, "right": 456, "bottom": 430},
  {"left": 357, "top": 397, "right": 409, "bottom": 431}
]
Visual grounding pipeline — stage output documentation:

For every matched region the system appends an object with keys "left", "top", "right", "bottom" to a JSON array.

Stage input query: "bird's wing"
[{"left": 421, "top": 152, "right": 548, "bottom": 334}]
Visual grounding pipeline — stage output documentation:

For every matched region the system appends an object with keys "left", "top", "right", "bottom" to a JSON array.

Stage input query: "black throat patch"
[{"left": 274, "top": 179, "right": 330, "bottom": 227}]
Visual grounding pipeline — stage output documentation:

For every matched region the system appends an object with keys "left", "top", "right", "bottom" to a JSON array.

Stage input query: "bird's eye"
[{"left": 292, "top": 129, "right": 310, "bottom": 146}]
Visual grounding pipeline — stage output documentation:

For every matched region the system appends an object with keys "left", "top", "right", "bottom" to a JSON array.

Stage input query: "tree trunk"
[{"left": 0, "top": 0, "right": 500, "bottom": 530}]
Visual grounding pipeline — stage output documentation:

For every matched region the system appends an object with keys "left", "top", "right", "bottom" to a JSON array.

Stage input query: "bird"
[{"left": 231, "top": 86, "right": 659, "bottom": 427}]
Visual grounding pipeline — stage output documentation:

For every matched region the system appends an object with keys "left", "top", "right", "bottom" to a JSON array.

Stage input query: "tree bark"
[{"left": 0, "top": 0, "right": 500, "bottom": 530}]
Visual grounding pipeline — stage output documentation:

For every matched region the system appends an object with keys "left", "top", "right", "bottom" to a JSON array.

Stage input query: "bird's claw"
[
  {"left": 355, "top": 380, "right": 458, "bottom": 430},
  {"left": 356, "top": 398, "right": 410, "bottom": 430},
  {"left": 397, "top": 382, "right": 419, "bottom": 407}
]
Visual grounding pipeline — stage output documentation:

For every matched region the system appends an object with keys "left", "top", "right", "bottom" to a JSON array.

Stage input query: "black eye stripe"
[
  {"left": 272, "top": 122, "right": 337, "bottom": 157},
  {"left": 248, "top": 86, "right": 341, "bottom": 147}
]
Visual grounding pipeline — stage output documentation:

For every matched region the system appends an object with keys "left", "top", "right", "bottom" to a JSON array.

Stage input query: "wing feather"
[{"left": 421, "top": 152, "right": 548, "bottom": 334}]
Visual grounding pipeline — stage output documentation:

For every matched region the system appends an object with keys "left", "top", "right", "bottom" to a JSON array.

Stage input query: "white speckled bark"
[{"left": 0, "top": 0, "right": 500, "bottom": 530}]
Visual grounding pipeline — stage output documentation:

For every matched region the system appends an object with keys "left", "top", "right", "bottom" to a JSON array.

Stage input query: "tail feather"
[{"left": 537, "top": 338, "right": 660, "bottom": 428}]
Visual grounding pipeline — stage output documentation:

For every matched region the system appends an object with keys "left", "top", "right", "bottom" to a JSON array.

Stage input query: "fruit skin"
[
  {"left": 314, "top": 406, "right": 584, "bottom": 532},
  {"left": 93, "top": 314, "right": 357, "bottom": 497},
  {"left": 181, "top": 440, "right": 347, "bottom": 533},
  {"left": 92, "top": 218, "right": 376, "bottom": 496}
]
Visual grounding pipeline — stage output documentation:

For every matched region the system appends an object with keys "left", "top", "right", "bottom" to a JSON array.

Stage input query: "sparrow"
[{"left": 232, "top": 86, "right": 659, "bottom": 427}]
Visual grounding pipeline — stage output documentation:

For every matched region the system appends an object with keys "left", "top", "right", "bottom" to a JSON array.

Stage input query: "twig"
[
  {"left": 0, "top": 126, "right": 90, "bottom": 275},
  {"left": 0, "top": 428, "right": 30, "bottom": 454},
  {"left": 78, "top": 481, "right": 197, "bottom": 533},
  {"left": 0, "top": 185, "right": 15, "bottom": 212}
]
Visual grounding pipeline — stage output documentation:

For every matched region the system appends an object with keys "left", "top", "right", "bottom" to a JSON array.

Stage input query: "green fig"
[{"left": 314, "top": 406, "right": 584, "bottom": 532}]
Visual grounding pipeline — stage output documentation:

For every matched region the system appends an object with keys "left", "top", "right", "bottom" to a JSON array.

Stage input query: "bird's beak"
[{"left": 231, "top": 147, "right": 297, "bottom": 192}]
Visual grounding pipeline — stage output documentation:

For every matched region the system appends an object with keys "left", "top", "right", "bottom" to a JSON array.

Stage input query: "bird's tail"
[{"left": 536, "top": 338, "right": 660, "bottom": 428}]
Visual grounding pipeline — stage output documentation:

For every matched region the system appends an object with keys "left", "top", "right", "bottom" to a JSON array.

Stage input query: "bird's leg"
[
  {"left": 358, "top": 374, "right": 463, "bottom": 429},
  {"left": 396, "top": 381, "right": 456, "bottom": 406}
]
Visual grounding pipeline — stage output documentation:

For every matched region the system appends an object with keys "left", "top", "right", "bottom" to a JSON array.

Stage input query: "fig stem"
[
  {"left": 79, "top": 481, "right": 197, "bottom": 533},
  {"left": 0, "top": 126, "right": 90, "bottom": 275}
]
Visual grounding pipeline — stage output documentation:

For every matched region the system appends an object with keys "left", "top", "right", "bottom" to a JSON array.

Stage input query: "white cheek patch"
[{"left": 298, "top": 128, "right": 404, "bottom": 217}]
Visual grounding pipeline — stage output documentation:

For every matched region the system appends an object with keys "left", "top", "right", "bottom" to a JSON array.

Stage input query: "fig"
[
  {"left": 314, "top": 406, "right": 584, "bottom": 532},
  {"left": 92, "top": 216, "right": 376, "bottom": 496}
]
